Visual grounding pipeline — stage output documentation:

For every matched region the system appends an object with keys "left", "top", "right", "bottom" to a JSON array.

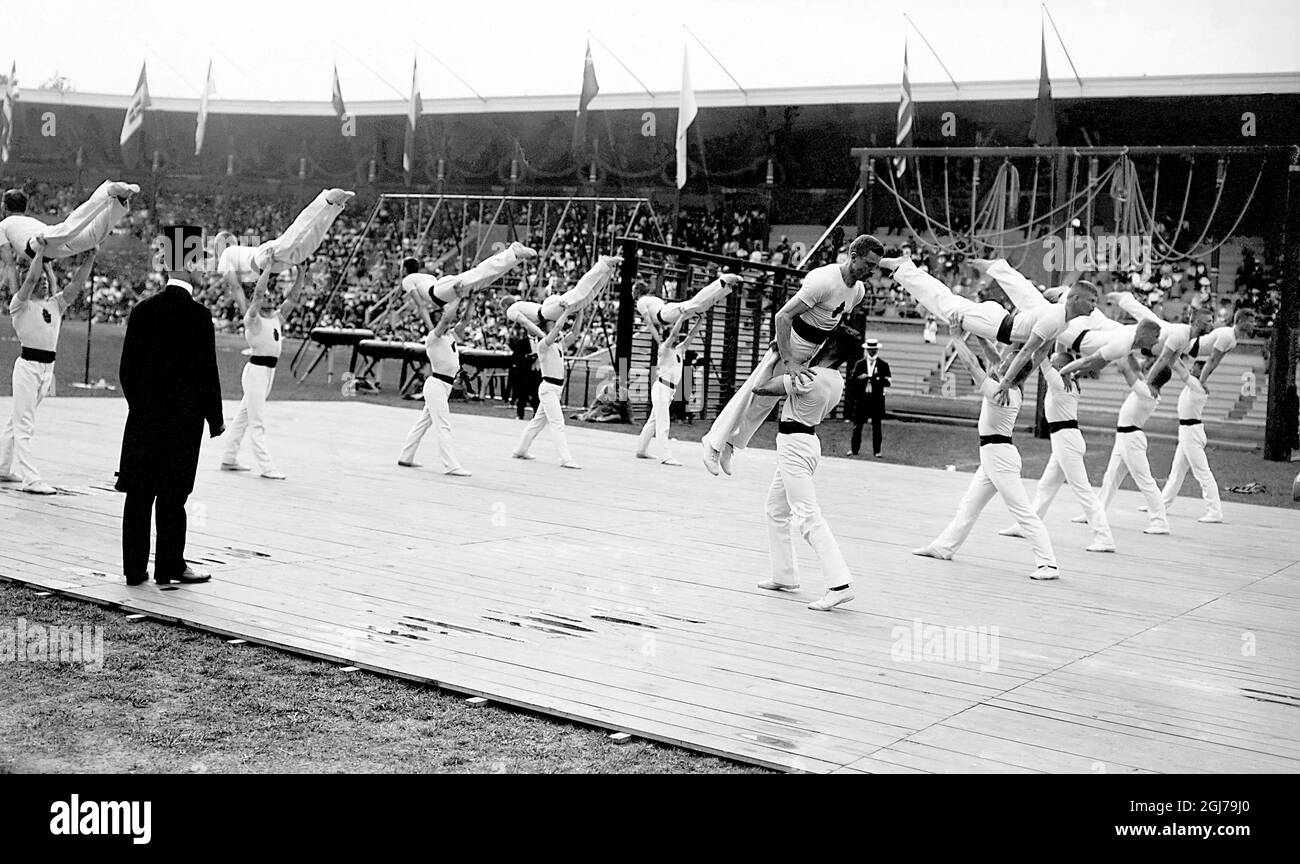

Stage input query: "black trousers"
[
  {"left": 122, "top": 491, "right": 189, "bottom": 579},
  {"left": 851, "top": 414, "right": 883, "bottom": 456},
  {"left": 513, "top": 375, "right": 539, "bottom": 419}
]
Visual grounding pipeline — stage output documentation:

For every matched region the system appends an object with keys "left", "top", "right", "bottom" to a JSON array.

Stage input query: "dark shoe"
[
  {"left": 125, "top": 573, "right": 149, "bottom": 587},
  {"left": 156, "top": 567, "right": 211, "bottom": 585}
]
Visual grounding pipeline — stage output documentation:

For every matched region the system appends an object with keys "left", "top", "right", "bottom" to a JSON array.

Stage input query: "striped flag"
[
  {"left": 894, "top": 42, "right": 914, "bottom": 178},
  {"left": 403, "top": 59, "right": 422, "bottom": 176},
  {"left": 120, "top": 62, "right": 150, "bottom": 149},
  {"left": 675, "top": 45, "right": 697, "bottom": 190},
  {"left": 332, "top": 64, "right": 347, "bottom": 126},
  {"left": 571, "top": 40, "right": 599, "bottom": 156},
  {"left": 194, "top": 59, "right": 215, "bottom": 156},
  {"left": 1, "top": 62, "right": 15, "bottom": 165},
  {"left": 1028, "top": 30, "right": 1057, "bottom": 145}
]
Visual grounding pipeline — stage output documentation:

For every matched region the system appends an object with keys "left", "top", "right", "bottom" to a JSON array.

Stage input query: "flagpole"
[
  {"left": 1042, "top": 3, "right": 1085, "bottom": 89},
  {"left": 414, "top": 39, "right": 488, "bottom": 103},
  {"left": 683, "top": 25, "right": 748, "bottom": 101},
  {"left": 902, "top": 14, "right": 960, "bottom": 91},
  {"left": 586, "top": 31, "right": 655, "bottom": 102}
]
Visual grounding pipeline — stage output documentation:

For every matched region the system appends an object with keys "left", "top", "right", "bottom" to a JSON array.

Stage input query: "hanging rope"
[{"left": 1010, "top": 158, "right": 1042, "bottom": 269}]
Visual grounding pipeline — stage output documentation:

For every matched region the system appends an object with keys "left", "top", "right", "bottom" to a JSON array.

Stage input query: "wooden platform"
[{"left": 2, "top": 396, "right": 1298, "bottom": 774}]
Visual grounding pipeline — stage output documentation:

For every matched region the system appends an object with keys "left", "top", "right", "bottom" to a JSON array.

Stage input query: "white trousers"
[
  {"left": 932, "top": 443, "right": 1058, "bottom": 568},
  {"left": 431, "top": 245, "right": 526, "bottom": 305},
  {"left": 638, "top": 277, "right": 732, "bottom": 325},
  {"left": 21, "top": 182, "right": 127, "bottom": 259},
  {"left": 516, "top": 381, "right": 573, "bottom": 463},
  {"left": 636, "top": 379, "right": 676, "bottom": 460},
  {"left": 894, "top": 261, "right": 1010, "bottom": 342},
  {"left": 985, "top": 259, "right": 1049, "bottom": 312},
  {"left": 541, "top": 258, "right": 616, "bottom": 321},
  {"left": 1097, "top": 431, "right": 1170, "bottom": 531},
  {"left": 1031, "top": 429, "right": 1114, "bottom": 545},
  {"left": 0, "top": 358, "right": 55, "bottom": 485},
  {"left": 223, "top": 363, "right": 277, "bottom": 473},
  {"left": 1161, "top": 425, "right": 1222, "bottom": 519},
  {"left": 253, "top": 189, "right": 346, "bottom": 271},
  {"left": 399, "top": 378, "right": 462, "bottom": 471},
  {"left": 705, "top": 334, "right": 819, "bottom": 452},
  {"left": 766, "top": 433, "right": 853, "bottom": 589}
]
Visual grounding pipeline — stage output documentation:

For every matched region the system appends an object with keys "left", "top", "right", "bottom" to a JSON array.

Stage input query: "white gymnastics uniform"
[
  {"left": 1057, "top": 314, "right": 1138, "bottom": 361},
  {"left": 704, "top": 262, "right": 863, "bottom": 454},
  {"left": 637, "top": 276, "right": 732, "bottom": 326},
  {"left": 635, "top": 340, "right": 684, "bottom": 462},
  {"left": 0, "top": 181, "right": 134, "bottom": 261},
  {"left": 1190, "top": 325, "right": 1236, "bottom": 360},
  {"left": 217, "top": 189, "right": 348, "bottom": 282},
  {"left": 765, "top": 367, "right": 853, "bottom": 591},
  {"left": 982, "top": 259, "right": 1087, "bottom": 346},
  {"left": 0, "top": 293, "right": 66, "bottom": 487},
  {"left": 1160, "top": 378, "right": 1222, "bottom": 521},
  {"left": 1018, "top": 367, "right": 1115, "bottom": 547},
  {"left": 1096, "top": 381, "right": 1170, "bottom": 532},
  {"left": 399, "top": 331, "right": 464, "bottom": 473},
  {"left": 515, "top": 338, "right": 573, "bottom": 464},
  {"left": 928, "top": 380, "right": 1058, "bottom": 569},
  {"left": 404, "top": 244, "right": 530, "bottom": 308},
  {"left": 892, "top": 259, "right": 1014, "bottom": 343},
  {"left": 222, "top": 311, "right": 284, "bottom": 474}
]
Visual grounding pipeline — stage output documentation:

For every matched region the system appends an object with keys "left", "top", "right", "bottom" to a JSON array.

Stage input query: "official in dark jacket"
[
  {"left": 118, "top": 225, "right": 225, "bottom": 585},
  {"left": 847, "top": 338, "right": 891, "bottom": 457}
]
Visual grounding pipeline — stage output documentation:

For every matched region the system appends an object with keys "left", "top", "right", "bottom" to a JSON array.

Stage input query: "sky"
[{"left": 5, "top": 0, "right": 1299, "bottom": 103}]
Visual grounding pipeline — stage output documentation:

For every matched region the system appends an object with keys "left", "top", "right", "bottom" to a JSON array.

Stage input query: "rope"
[
  {"left": 1010, "top": 158, "right": 1042, "bottom": 269},
  {"left": 1160, "top": 156, "right": 1195, "bottom": 258}
]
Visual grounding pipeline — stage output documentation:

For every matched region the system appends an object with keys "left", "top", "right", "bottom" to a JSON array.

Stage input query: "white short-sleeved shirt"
[
  {"left": 978, "top": 379, "right": 1022, "bottom": 436},
  {"left": 1177, "top": 379, "right": 1208, "bottom": 421},
  {"left": 535, "top": 339, "right": 564, "bottom": 380},
  {"left": 218, "top": 245, "right": 260, "bottom": 284},
  {"left": 403, "top": 272, "right": 437, "bottom": 304},
  {"left": 0, "top": 214, "right": 47, "bottom": 257},
  {"left": 425, "top": 332, "right": 460, "bottom": 377},
  {"left": 780, "top": 367, "right": 845, "bottom": 427},
  {"left": 1013, "top": 303, "right": 1071, "bottom": 344},
  {"left": 1118, "top": 381, "right": 1159, "bottom": 428},
  {"left": 245, "top": 312, "right": 283, "bottom": 358},
  {"left": 1194, "top": 326, "right": 1236, "bottom": 357},
  {"left": 1042, "top": 367, "right": 1079, "bottom": 423},
  {"left": 1153, "top": 323, "right": 1194, "bottom": 358},
  {"left": 10, "top": 294, "right": 68, "bottom": 352},
  {"left": 792, "top": 263, "right": 864, "bottom": 333}
]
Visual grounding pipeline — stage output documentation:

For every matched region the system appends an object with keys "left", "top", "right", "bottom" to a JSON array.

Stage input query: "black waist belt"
[
  {"left": 778, "top": 420, "right": 818, "bottom": 436},
  {"left": 537, "top": 309, "right": 548, "bottom": 329},
  {"left": 791, "top": 315, "right": 834, "bottom": 344},
  {"left": 429, "top": 372, "right": 456, "bottom": 385},
  {"left": 1179, "top": 418, "right": 1203, "bottom": 426},
  {"left": 996, "top": 313, "right": 1014, "bottom": 345},
  {"left": 542, "top": 376, "right": 564, "bottom": 386},
  {"left": 20, "top": 347, "right": 56, "bottom": 363},
  {"left": 979, "top": 434, "right": 1013, "bottom": 446},
  {"left": 1047, "top": 420, "right": 1079, "bottom": 434},
  {"left": 1070, "top": 329, "right": 1090, "bottom": 353},
  {"left": 656, "top": 308, "right": 671, "bottom": 326},
  {"left": 657, "top": 376, "right": 678, "bottom": 389},
  {"left": 249, "top": 355, "right": 278, "bottom": 368},
  {"left": 1116, "top": 425, "right": 1142, "bottom": 433}
]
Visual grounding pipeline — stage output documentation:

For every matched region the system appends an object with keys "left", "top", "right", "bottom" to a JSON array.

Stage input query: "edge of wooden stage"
[{"left": 2, "top": 397, "right": 1298, "bottom": 774}]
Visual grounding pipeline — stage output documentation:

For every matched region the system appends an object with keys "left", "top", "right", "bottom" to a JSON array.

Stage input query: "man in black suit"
[
  {"left": 847, "top": 338, "right": 891, "bottom": 457},
  {"left": 118, "top": 225, "right": 225, "bottom": 586},
  {"left": 506, "top": 324, "right": 539, "bottom": 420}
]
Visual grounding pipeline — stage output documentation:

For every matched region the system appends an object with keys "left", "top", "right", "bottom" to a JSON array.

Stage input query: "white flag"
[
  {"left": 675, "top": 45, "right": 697, "bottom": 190},
  {"left": 1, "top": 62, "right": 15, "bottom": 165},
  {"left": 195, "top": 60, "right": 215, "bottom": 156},
  {"left": 120, "top": 62, "right": 150, "bottom": 147},
  {"left": 403, "top": 59, "right": 422, "bottom": 175}
]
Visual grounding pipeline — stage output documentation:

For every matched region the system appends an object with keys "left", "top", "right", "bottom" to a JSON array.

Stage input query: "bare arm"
[
  {"left": 60, "top": 251, "right": 97, "bottom": 309},
  {"left": 1058, "top": 351, "right": 1109, "bottom": 378},
  {"left": 1144, "top": 345, "right": 1177, "bottom": 387},
  {"left": 14, "top": 243, "right": 46, "bottom": 305},
  {"left": 517, "top": 311, "right": 549, "bottom": 341},
  {"left": 774, "top": 295, "right": 814, "bottom": 385},
  {"left": 948, "top": 337, "right": 990, "bottom": 389},
  {"left": 752, "top": 359, "right": 789, "bottom": 397},
  {"left": 1198, "top": 347, "right": 1227, "bottom": 386},
  {"left": 679, "top": 315, "right": 706, "bottom": 353},
  {"left": 222, "top": 270, "right": 249, "bottom": 316},
  {"left": 277, "top": 265, "right": 307, "bottom": 320},
  {"left": 540, "top": 309, "right": 573, "bottom": 347},
  {"left": 996, "top": 332, "right": 1046, "bottom": 394},
  {"left": 0, "top": 245, "right": 16, "bottom": 296},
  {"left": 245, "top": 265, "right": 275, "bottom": 336},
  {"left": 433, "top": 298, "right": 460, "bottom": 338}
]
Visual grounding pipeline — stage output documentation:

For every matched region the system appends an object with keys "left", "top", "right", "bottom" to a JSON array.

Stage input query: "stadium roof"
[{"left": 20, "top": 72, "right": 1300, "bottom": 117}]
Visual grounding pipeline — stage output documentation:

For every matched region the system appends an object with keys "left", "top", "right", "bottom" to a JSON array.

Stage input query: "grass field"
[{"left": 1, "top": 321, "right": 1295, "bottom": 773}]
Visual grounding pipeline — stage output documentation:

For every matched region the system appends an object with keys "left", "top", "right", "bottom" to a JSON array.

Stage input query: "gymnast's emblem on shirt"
[
  {"left": 273, "top": 328, "right": 280, "bottom": 342},
  {"left": 42, "top": 308, "right": 52, "bottom": 324},
  {"left": 831, "top": 302, "right": 845, "bottom": 319}
]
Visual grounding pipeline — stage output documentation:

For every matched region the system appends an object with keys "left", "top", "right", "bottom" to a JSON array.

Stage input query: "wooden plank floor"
[{"left": 2, "top": 396, "right": 1298, "bottom": 773}]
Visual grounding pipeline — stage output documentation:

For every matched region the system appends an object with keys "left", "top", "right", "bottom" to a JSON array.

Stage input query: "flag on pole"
[
  {"left": 894, "top": 42, "right": 914, "bottom": 178},
  {"left": 403, "top": 59, "right": 422, "bottom": 176},
  {"left": 675, "top": 45, "right": 697, "bottom": 190},
  {"left": 1029, "top": 30, "right": 1057, "bottom": 146},
  {"left": 120, "top": 62, "right": 151, "bottom": 149},
  {"left": 571, "top": 40, "right": 599, "bottom": 156},
  {"left": 331, "top": 64, "right": 347, "bottom": 125},
  {"left": 194, "top": 59, "right": 215, "bottom": 156},
  {"left": 1, "top": 63, "right": 15, "bottom": 165}
]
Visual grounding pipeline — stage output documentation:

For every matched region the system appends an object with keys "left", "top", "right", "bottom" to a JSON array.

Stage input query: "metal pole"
[
  {"left": 798, "top": 187, "right": 863, "bottom": 269},
  {"left": 1265, "top": 146, "right": 1300, "bottom": 461},
  {"left": 614, "top": 239, "right": 638, "bottom": 414}
]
